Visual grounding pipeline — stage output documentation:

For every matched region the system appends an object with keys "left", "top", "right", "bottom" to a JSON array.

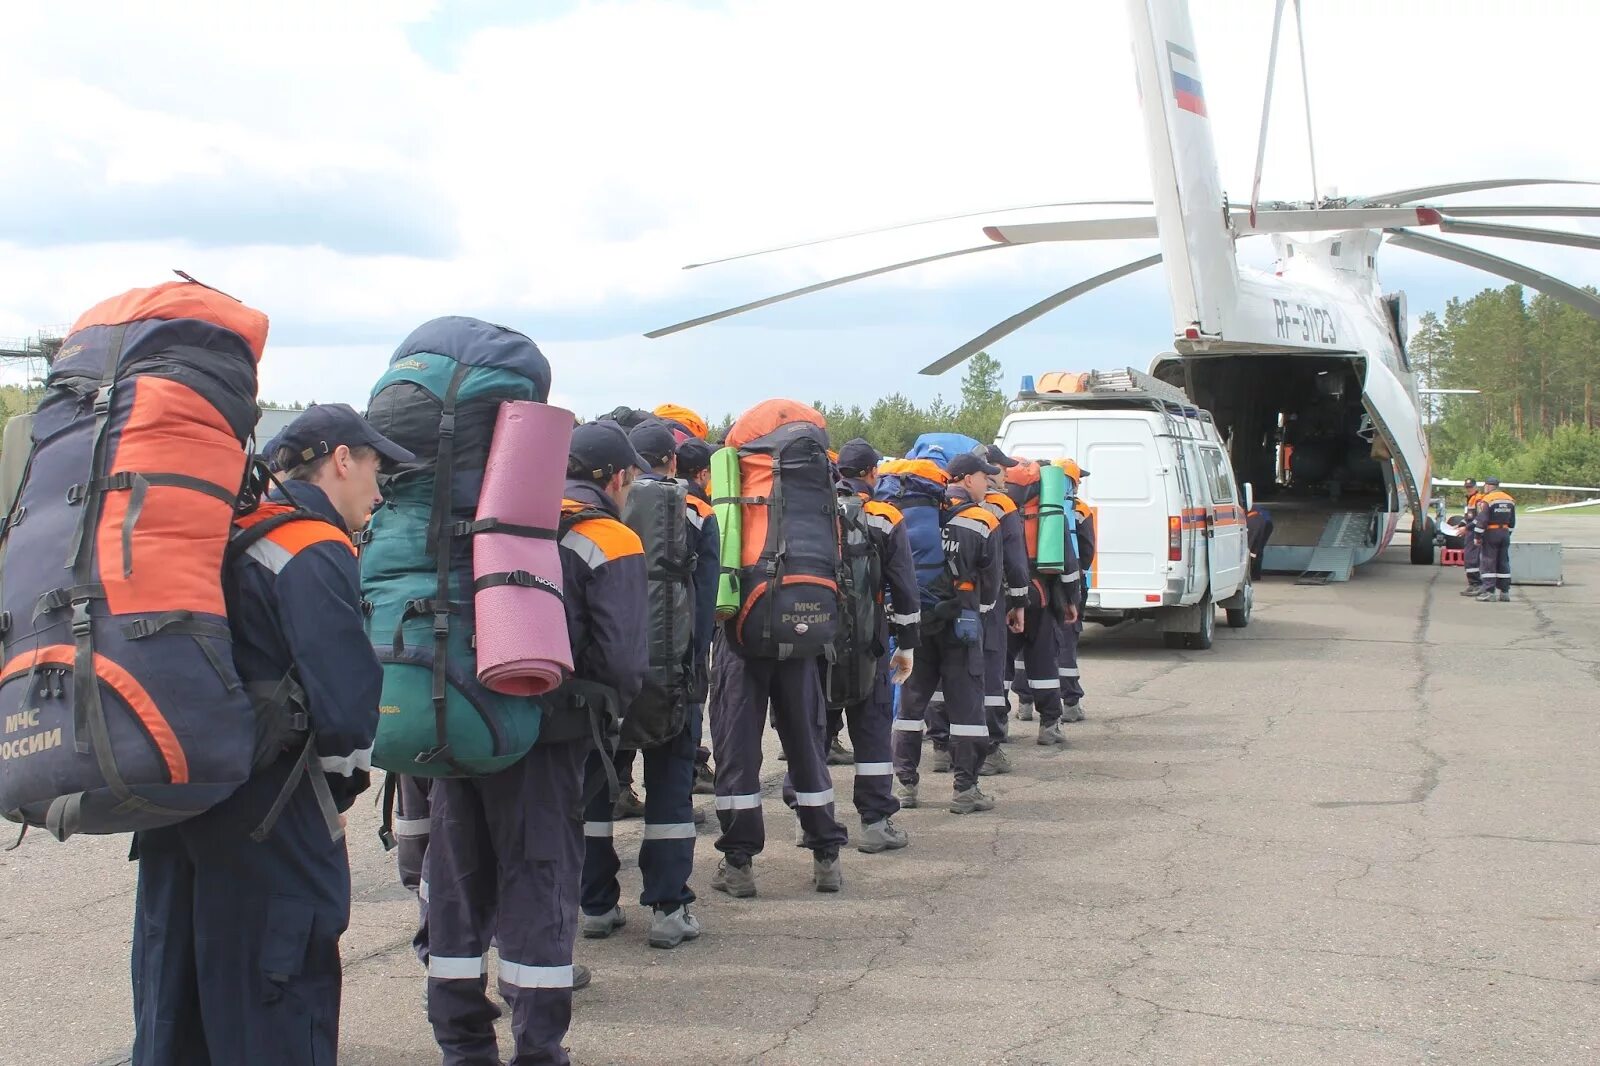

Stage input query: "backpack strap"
[{"left": 418, "top": 365, "right": 474, "bottom": 777}]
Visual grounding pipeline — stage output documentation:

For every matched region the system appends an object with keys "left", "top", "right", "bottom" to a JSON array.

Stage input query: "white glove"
[{"left": 890, "top": 648, "right": 914, "bottom": 685}]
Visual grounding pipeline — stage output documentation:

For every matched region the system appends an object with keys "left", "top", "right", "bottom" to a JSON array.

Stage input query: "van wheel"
[
  {"left": 1410, "top": 516, "right": 1437, "bottom": 565},
  {"left": 1190, "top": 590, "right": 1215, "bottom": 649},
  {"left": 1225, "top": 580, "right": 1253, "bottom": 629}
]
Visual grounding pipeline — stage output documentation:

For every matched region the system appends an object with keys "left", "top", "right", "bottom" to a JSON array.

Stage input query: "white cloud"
[{"left": 0, "top": 0, "right": 1594, "bottom": 417}]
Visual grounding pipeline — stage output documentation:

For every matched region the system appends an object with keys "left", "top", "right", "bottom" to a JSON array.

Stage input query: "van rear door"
[
  {"left": 1076, "top": 415, "right": 1169, "bottom": 607},
  {"left": 1197, "top": 443, "right": 1245, "bottom": 595}
]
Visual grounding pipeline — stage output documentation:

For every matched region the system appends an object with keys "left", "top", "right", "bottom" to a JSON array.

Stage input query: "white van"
[{"left": 995, "top": 367, "right": 1252, "bottom": 649}]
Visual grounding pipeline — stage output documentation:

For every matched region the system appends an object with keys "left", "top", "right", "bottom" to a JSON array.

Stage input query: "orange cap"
[{"left": 652, "top": 403, "right": 708, "bottom": 440}]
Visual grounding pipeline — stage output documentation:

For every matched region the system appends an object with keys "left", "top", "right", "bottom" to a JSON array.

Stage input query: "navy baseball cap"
[
  {"left": 1484, "top": 475, "right": 1500, "bottom": 486},
  {"left": 837, "top": 437, "right": 881, "bottom": 473},
  {"left": 273, "top": 403, "right": 415, "bottom": 471},
  {"left": 570, "top": 420, "right": 650, "bottom": 480},
  {"left": 676, "top": 438, "right": 713, "bottom": 477},
  {"left": 628, "top": 420, "right": 679, "bottom": 467},
  {"left": 982, "top": 444, "right": 1019, "bottom": 468},
  {"left": 946, "top": 452, "right": 1000, "bottom": 478}
]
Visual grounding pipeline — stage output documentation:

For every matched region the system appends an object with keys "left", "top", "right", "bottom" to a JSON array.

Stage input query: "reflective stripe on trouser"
[
  {"left": 709, "top": 630, "right": 848, "bottom": 861},
  {"left": 1013, "top": 604, "right": 1065, "bottom": 724},
  {"left": 1060, "top": 614, "right": 1084, "bottom": 706},
  {"left": 894, "top": 631, "right": 987, "bottom": 792},
  {"left": 785, "top": 657, "right": 899, "bottom": 827},
  {"left": 1009, "top": 629, "right": 1031, "bottom": 705},
  {"left": 424, "top": 739, "right": 586, "bottom": 1066},
  {"left": 984, "top": 605, "right": 1008, "bottom": 745},
  {"left": 1480, "top": 532, "right": 1512, "bottom": 592},
  {"left": 131, "top": 752, "right": 350, "bottom": 1066},
  {"left": 1464, "top": 531, "right": 1482, "bottom": 586},
  {"left": 396, "top": 774, "right": 434, "bottom": 965},
  {"left": 582, "top": 705, "right": 702, "bottom": 914}
]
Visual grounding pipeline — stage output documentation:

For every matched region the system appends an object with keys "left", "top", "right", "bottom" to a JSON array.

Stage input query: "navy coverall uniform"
[
  {"left": 1060, "top": 502, "right": 1094, "bottom": 711},
  {"left": 1462, "top": 489, "right": 1486, "bottom": 590},
  {"left": 132, "top": 480, "right": 379, "bottom": 1066},
  {"left": 983, "top": 490, "right": 1030, "bottom": 743},
  {"left": 786, "top": 478, "right": 922, "bottom": 825},
  {"left": 581, "top": 474, "right": 718, "bottom": 917},
  {"left": 1009, "top": 494, "right": 1082, "bottom": 725},
  {"left": 1476, "top": 490, "right": 1517, "bottom": 594},
  {"left": 893, "top": 492, "right": 999, "bottom": 793},
  {"left": 1245, "top": 506, "right": 1273, "bottom": 581},
  {"left": 424, "top": 479, "right": 647, "bottom": 1066}
]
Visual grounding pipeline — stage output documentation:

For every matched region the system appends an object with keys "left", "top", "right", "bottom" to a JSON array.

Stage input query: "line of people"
[{"left": 122, "top": 389, "right": 1099, "bottom": 1065}]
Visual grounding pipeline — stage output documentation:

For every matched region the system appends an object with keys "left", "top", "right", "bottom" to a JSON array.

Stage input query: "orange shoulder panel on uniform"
[
  {"left": 686, "top": 494, "right": 714, "bottom": 518},
  {"left": 561, "top": 500, "right": 644, "bottom": 561},
  {"left": 235, "top": 504, "right": 355, "bottom": 557},
  {"left": 984, "top": 491, "right": 1017, "bottom": 514},
  {"left": 958, "top": 504, "right": 1000, "bottom": 531},
  {"left": 864, "top": 499, "right": 904, "bottom": 525},
  {"left": 1073, "top": 500, "right": 1092, "bottom": 520}
]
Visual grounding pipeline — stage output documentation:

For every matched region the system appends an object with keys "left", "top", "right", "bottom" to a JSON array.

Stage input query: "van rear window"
[{"left": 1201, "top": 448, "right": 1234, "bottom": 503}]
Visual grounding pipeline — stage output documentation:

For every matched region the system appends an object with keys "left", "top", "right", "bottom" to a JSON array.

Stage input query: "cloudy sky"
[{"left": 2, "top": 0, "right": 1595, "bottom": 420}]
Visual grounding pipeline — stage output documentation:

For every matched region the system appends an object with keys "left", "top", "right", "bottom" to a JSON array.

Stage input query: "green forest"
[{"left": 1410, "top": 283, "right": 1600, "bottom": 490}]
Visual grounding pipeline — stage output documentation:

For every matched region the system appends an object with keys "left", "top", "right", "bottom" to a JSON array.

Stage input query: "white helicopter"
[{"left": 648, "top": 0, "right": 1599, "bottom": 581}]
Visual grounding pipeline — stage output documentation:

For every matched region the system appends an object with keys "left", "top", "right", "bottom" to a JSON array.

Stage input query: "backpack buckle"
[
  {"left": 437, "top": 414, "right": 456, "bottom": 439},
  {"left": 93, "top": 386, "right": 113, "bottom": 414},
  {"left": 70, "top": 601, "right": 92, "bottom": 638}
]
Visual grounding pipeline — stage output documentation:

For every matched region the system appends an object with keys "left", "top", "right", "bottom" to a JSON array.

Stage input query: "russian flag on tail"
[{"left": 1167, "top": 40, "right": 1206, "bottom": 116}]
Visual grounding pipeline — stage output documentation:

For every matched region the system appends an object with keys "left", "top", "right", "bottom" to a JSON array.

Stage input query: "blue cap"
[
  {"left": 271, "top": 403, "right": 415, "bottom": 471},
  {"left": 837, "top": 437, "right": 881, "bottom": 473},
  {"left": 982, "top": 444, "right": 1018, "bottom": 468},
  {"left": 570, "top": 420, "right": 650, "bottom": 480},
  {"left": 1485, "top": 476, "right": 1500, "bottom": 486},
  {"left": 628, "top": 420, "right": 679, "bottom": 467},
  {"left": 676, "top": 438, "right": 713, "bottom": 477},
  {"left": 946, "top": 452, "right": 1000, "bottom": 479}
]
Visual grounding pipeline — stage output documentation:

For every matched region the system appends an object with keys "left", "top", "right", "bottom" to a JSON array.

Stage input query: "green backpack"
[{"left": 360, "top": 317, "right": 552, "bottom": 777}]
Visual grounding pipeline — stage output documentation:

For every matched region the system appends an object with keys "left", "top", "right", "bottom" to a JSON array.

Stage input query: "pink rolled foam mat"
[{"left": 474, "top": 400, "right": 576, "bottom": 696}]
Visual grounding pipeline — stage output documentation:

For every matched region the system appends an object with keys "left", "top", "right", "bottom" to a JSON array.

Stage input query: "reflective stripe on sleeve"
[
  {"left": 642, "top": 822, "right": 697, "bottom": 840},
  {"left": 429, "top": 955, "right": 486, "bottom": 980},
  {"left": 889, "top": 611, "right": 921, "bottom": 626},
  {"left": 1007, "top": 586, "right": 1030, "bottom": 598}
]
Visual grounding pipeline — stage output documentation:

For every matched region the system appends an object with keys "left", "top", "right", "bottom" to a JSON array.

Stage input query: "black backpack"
[
  {"left": 618, "top": 478, "right": 694, "bottom": 748},
  {"left": 826, "top": 494, "right": 883, "bottom": 708}
]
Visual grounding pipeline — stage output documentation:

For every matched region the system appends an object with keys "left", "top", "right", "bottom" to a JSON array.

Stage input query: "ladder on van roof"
[{"left": 1021, "top": 366, "right": 1211, "bottom": 421}]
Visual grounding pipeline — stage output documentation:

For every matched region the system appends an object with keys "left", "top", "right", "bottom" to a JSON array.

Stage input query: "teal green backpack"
[{"left": 361, "top": 317, "right": 552, "bottom": 778}]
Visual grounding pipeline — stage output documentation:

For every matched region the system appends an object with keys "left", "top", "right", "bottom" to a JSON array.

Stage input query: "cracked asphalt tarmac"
[{"left": 6, "top": 516, "right": 1597, "bottom": 1065}]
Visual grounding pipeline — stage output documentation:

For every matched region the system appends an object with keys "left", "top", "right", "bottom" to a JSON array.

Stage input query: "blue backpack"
[{"left": 874, "top": 460, "right": 950, "bottom": 611}]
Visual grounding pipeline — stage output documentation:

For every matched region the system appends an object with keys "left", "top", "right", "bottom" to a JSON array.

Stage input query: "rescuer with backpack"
[
  {"left": 1058, "top": 458, "right": 1094, "bottom": 723},
  {"left": 885, "top": 452, "right": 1002, "bottom": 814},
  {"left": 134, "top": 403, "right": 409, "bottom": 1065},
  {"left": 578, "top": 420, "right": 717, "bottom": 949},
  {"left": 421, "top": 418, "right": 648, "bottom": 1065},
  {"left": 977, "top": 445, "right": 1031, "bottom": 772},
  {"left": 707, "top": 399, "right": 849, "bottom": 897},
  {"left": 676, "top": 436, "right": 720, "bottom": 795},
  {"left": 828, "top": 437, "right": 920, "bottom": 852},
  {"left": 1005, "top": 460, "right": 1083, "bottom": 744}
]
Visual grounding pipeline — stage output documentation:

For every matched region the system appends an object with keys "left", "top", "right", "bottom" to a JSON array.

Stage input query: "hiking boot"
[
  {"left": 648, "top": 906, "right": 701, "bottom": 949},
  {"left": 692, "top": 764, "right": 715, "bottom": 795},
  {"left": 1476, "top": 591, "right": 1496, "bottom": 602},
  {"left": 693, "top": 806, "right": 707, "bottom": 826},
  {"left": 979, "top": 747, "right": 1013, "bottom": 776},
  {"left": 895, "top": 780, "right": 919, "bottom": 809},
  {"left": 931, "top": 747, "right": 951, "bottom": 773},
  {"left": 950, "top": 787, "right": 996, "bottom": 815},
  {"left": 580, "top": 906, "right": 626, "bottom": 940},
  {"left": 1061, "top": 702, "right": 1085, "bottom": 723},
  {"left": 1016, "top": 700, "right": 1035, "bottom": 722},
  {"left": 1460, "top": 586, "right": 1483, "bottom": 597},
  {"left": 613, "top": 786, "right": 645, "bottom": 820},
  {"left": 1036, "top": 723, "right": 1067, "bottom": 746},
  {"left": 1498, "top": 591, "right": 1511, "bottom": 602},
  {"left": 826, "top": 737, "right": 854, "bottom": 766},
  {"left": 857, "top": 817, "right": 909, "bottom": 854},
  {"left": 813, "top": 854, "right": 843, "bottom": 893},
  {"left": 711, "top": 859, "right": 757, "bottom": 898},
  {"left": 573, "top": 963, "right": 592, "bottom": 991}
]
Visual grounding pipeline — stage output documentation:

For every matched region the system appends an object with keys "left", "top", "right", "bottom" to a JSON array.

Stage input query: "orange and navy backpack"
[
  {"left": 0, "top": 279, "right": 267, "bottom": 839},
  {"left": 722, "top": 399, "right": 840, "bottom": 659}
]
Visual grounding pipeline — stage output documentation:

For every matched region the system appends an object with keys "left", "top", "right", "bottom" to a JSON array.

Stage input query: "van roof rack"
[{"left": 1012, "top": 366, "right": 1211, "bottom": 421}]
